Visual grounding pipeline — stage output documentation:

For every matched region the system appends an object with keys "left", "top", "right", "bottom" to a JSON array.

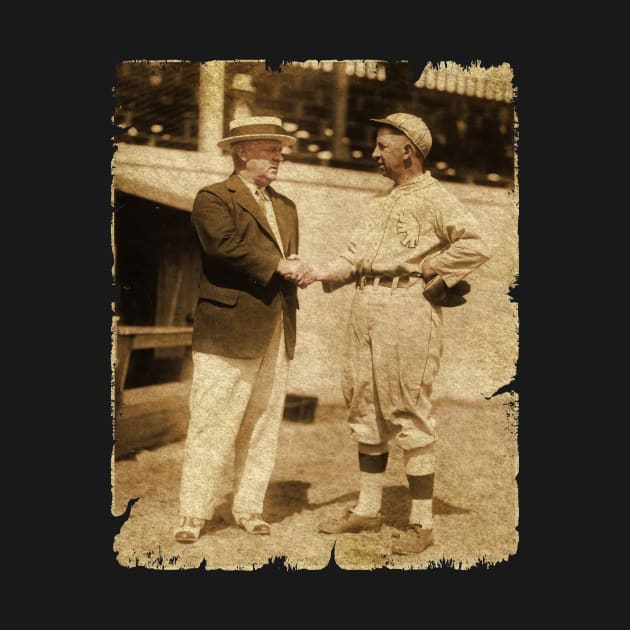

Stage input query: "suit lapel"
[
  {"left": 227, "top": 174, "right": 278, "bottom": 248},
  {"left": 268, "top": 187, "right": 294, "bottom": 257}
]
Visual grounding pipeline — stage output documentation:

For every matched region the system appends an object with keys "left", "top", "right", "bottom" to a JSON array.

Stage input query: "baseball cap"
[{"left": 370, "top": 113, "right": 432, "bottom": 159}]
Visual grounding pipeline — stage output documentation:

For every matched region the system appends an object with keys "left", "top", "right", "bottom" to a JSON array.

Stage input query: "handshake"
[{"left": 277, "top": 255, "right": 326, "bottom": 289}]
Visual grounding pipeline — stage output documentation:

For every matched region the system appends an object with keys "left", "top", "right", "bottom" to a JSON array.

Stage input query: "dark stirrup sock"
[
  {"left": 358, "top": 451, "right": 389, "bottom": 473},
  {"left": 407, "top": 473, "right": 435, "bottom": 527},
  {"left": 406, "top": 473, "right": 434, "bottom": 499}
]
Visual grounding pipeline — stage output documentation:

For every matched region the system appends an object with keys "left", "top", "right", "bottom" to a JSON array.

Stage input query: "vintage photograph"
[{"left": 111, "top": 59, "right": 518, "bottom": 570}]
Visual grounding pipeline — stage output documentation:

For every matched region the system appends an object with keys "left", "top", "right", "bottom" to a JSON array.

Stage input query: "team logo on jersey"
[{"left": 395, "top": 211, "right": 420, "bottom": 248}]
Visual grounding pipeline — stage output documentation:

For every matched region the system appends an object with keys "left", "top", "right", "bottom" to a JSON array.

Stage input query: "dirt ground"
[{"left": 112, "top": 393, "right": 518, "bottom": 571}]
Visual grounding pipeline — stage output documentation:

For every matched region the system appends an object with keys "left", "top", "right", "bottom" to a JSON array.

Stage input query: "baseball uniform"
[{"left": 323, "top": 171, "right": 490, "bottom": 452}]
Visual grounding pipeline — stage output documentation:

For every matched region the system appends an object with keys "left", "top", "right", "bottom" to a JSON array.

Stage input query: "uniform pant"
[
  {"left": 178, "top": 319, "right": 289, "bottom": 521},
  {"left": 343, "top": 280, "right": 442, "bottom": 453}
]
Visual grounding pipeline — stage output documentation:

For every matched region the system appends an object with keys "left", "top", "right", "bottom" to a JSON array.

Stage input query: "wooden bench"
[
  {"left": 115, "top": 324, "right": 193, "bottom": 391},
  {"left": 114, "top": 322, "right": 194, "bottom": 458}
]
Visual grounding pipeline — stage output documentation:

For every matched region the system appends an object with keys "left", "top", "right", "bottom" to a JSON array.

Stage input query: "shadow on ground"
[{"left": 211, "top": 480, "right": 471, "bottom": 530}]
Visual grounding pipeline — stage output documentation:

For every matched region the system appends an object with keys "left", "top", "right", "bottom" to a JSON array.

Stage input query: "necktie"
[{"left": 256, "top": 187, "right": 284, "bottom": 256}]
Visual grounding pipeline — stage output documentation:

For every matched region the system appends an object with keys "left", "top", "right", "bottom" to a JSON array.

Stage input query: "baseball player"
[{"left": 312, "top": 113, "right": 491, "bottom": 555}]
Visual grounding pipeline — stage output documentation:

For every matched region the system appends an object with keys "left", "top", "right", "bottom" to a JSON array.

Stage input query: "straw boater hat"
[{"left": 217, "top": 116, "right": 297, "bottom": 150}]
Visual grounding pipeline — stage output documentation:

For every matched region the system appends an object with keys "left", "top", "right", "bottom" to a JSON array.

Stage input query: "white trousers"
[{"left": 179, "top": 319, "right": 289, "bottom": 520}]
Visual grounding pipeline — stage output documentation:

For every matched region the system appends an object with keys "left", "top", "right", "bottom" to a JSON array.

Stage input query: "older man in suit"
[{"left": 174, "top": 116, "right": 311, "bottom": 543}]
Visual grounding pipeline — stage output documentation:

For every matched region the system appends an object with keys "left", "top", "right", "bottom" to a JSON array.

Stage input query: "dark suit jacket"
[{"left": 190, "top": 173, "right": 299, "bottom": 359}]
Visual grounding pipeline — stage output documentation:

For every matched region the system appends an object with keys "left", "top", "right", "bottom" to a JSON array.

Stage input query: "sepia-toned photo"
[{"left": 111, "top": 59, "right": 518, "bottom": 570}]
